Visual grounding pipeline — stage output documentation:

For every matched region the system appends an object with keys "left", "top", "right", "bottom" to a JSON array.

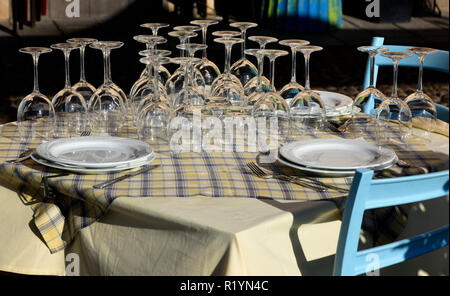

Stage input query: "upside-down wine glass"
[
  {"left": 174, "top": 43, "right": 208, "bottom": 107},
  {"left": 376, "top": 51, "right": 413, "bottom": 145},
  {"left": 130, "top": 35, "right": 168, "bottom": 111},
  {"left": 210, "top": 37, "right": 246, "bottom": 106},
  {"left": 17, "top": 47, "right": 56, "bottom": 140},
  {"left": 229, "top": 22, "right": 258, "bottom": 87},
  {"left": 89, "top": 41, "right": 127, "bottom": 135},
  {"left": 51, "top": 43, "right": 89, "bottom": 138},
  {"left": 190, "top": 19, "right": 221, "bottom": 91},
  {"left": 351, "top": 46, "right": 389, "bottom": 135},
  {"left": 131, "top": 49, "right": 171, "bottom": 118},
  {"left": 136, "top": 52, "right": 172, "bottom": 118},
  {"left": 211, "top": 30, "right": 241, "bottom": 74},
  {"left": 244, "top": 36, "right": 279, "bottom": 97},
  {"left": 290, "top": 45, "right": 326, "bottom": 132},
  {"left": 405, "top": 47, "right": 439, "bottom": 141},
  {"left": 252, "top": 49, "right": 290, "bottom": 148},
  {"left": 278, "top": 39, "right": 310, "bottom": 105},
  {"left": 67, "top": 38, "right": 97, "bottom": 104}
]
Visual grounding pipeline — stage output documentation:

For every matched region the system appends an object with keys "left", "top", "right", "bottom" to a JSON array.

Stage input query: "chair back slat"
[
  {"left": 350, "top": 226, "right": 449, "bottom": 276},
  {"left": 333, "top": 169, "right": 449, "bottom": 276}
]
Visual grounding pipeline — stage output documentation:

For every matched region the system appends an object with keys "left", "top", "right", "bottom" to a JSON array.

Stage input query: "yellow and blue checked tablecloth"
[{"left": 0, "top": 119, "right": 448, "bottom": 254}]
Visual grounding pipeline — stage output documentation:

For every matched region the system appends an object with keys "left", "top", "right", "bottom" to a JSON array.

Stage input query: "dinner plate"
[
  {"left": 31, "top": 152, "right": 156, "bottom": 174},
  {"left": 316, "top": 91, "right": 354, "bottom": 116},
  {"left": 276, "top": 153, "right": 398, "bottom": 177},
  {"left": 279, "top": 138, "right": 398, "bottom": 171},
  {"left": 36, "top": 137, "right": 154, "bottom": 169}
]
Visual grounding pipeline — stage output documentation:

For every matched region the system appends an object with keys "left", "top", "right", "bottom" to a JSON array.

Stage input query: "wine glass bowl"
[{"left": 18, "top": 47, "right": 56, "bottom": 140}]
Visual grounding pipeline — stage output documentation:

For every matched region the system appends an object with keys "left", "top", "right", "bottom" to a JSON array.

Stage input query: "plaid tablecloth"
[{"left": 0, "top": 119, "right": 448, "bottom": 254}]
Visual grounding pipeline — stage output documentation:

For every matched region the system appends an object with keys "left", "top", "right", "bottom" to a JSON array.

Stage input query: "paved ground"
[{"left": 0, "top": 8, "right": 448, "bottom": 124}]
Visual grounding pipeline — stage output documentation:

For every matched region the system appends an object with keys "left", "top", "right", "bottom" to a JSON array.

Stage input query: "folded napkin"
[{"left": 412, "top": 117, "right": 449, "bottom": 137}]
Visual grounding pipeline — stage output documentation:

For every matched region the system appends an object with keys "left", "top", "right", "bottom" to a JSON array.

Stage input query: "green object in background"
[{"left": 261, "top": 0, "right": 343, "bottom": 32}]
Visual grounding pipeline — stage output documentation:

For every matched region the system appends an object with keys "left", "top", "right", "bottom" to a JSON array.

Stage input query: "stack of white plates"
[
  {"left": 278, "top": 138, "right": 398, "bottom": 177},
  {"left": 31, "top": 137, "right": 156, "bottom": 174}
]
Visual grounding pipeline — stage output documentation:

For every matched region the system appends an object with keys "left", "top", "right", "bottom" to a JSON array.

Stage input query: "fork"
[
  {"left": 248, "top": 162, "right": 349, "bottom": 193},
  {"left": 247, "top": 162, "right": 328, "bottom": 192}
]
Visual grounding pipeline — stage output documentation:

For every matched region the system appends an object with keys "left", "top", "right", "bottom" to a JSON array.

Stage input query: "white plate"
[
  {"left": 280, "top": 138, "right": 398, "bottom": 171},
  {"left": 276, "top": 154, "right": 397, "bottom": 177},
  {"left": 36, "top": 137, "right": 154, "bottom": 169},
  {"left": 31, "top": 152, "right": 156, "bottom": 174},
  {"left": 316, "top": 91, "right": 353, "bottom": 116}
]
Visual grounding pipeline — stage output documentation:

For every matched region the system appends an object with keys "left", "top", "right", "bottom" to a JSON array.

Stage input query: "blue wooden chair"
[
  {"left": 333, "top": 169, "right": 449, "bottom": 276},
  {"left": 362, "top": 37, "right": 449, "bottom": 122}
]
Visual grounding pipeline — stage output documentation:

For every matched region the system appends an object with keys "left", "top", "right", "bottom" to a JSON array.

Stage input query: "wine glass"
[
  {"left": 17, "top": 47, "right": 56, "bottom": 140},
  {"left": 351, "top": 46, "right": 389, "bottom": 136},
  {"left": 210, "top": 37, "right": 246, "bottom": 106},
  {"left": 51, "top": 43, "right": 89, "bottom": 138},
  {"left": 140, "top": 23, "right": 170, "bottom": 37},
  {"left": 190, "top": 19, "right": 221, "bottom": 91},
  {"left": 174, "top": 44, "right": 207, "bottom": 107},
  {"left": 244, "top": 49, "right": 268, "bottom": 104},
  {"left": 67, "top": 38, "right": 97, "bottom": 105},
  {"left": 251, "top": 50, "right": 290, "bottom": 148},
  {"left": 130, "top": 49, "right": 171, "bottom": 118},
  {"left": 290, "top": 46, "right": 326, "bottom": 131},
  {"left": 89, "top": 41, "right": 127, "bottom": 135},
  {"left": 244, "top": 36, "right": 279, "bottom": 98},
  {"left": 229, "top": 22, "right": 258, "bottom": 87},
  {"left": 137, "top": 100, "right": 174, "bottom": 143},
  {"left": 137, "top": 53, "right": 172, "bottom": 117},
  {"left": 130, "top": 35, "right": 168, "bottom": 105},
  {"left": 405, "top": 47, "right": 439, "bottom": 141},
  {"left": 278, "top": 39, "right": 310, "bottom": 105},
  {"left": 376, "top": 52, "right": 413, "bottom": 144}
]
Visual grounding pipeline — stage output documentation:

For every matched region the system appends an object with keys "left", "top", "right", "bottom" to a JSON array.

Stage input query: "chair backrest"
[
  {"left": 362, "top": 37, "right": 449, "bottom": 122},
  {"left": 333, "top": 169, "right": 449, "bottom": 276}
]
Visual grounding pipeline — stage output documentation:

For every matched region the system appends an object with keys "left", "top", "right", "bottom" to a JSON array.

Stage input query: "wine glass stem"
[
  {"left": 304, "top": 53, "right": 311, "bottom": 90},
  {"left": 224, "top": 44, "right": 232, "bottom": 74},
  {"left": 32, "top": 53, "right": 40, "bottom": 93},
  {"left": 64, "top": 50, "right": 72, "bottom": 88},
  {"left": 80, "top": 46, "right": 86, "bottom": 82},
  {"left": 269, "top": 58, "right": 276, "bottom": 91},
  {"left": 257, "top": 55, "right": 264, "bottom": 91},
  {"left": 290, "top": 48, "right": 297, "bottom": 83},
  {"left": 392, "top": 60, "right": 399, "bottom": 98},
  {"left": 417, "top": 56, "right": 424, "bottom": 92},
  {"left": 153, "top": 60, "right": 160, "bottom": 97},
  {"left": 240, "top": 30, "right": 246, "bottom": 59},
  {"left": 202, "top": 26, "right": 208, "bottom": 59},
  {"left": 103, "top": 50, "right": 112, "bottom": 85}
]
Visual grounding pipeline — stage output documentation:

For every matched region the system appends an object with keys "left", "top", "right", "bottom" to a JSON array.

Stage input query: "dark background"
[{"left": 0, "top": 0, "right": 448, "bottom": 124}]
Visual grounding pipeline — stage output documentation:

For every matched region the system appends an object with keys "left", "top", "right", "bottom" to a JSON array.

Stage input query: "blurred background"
[{"left": 0, "top": 0, "right": 448, "bottom": 124}]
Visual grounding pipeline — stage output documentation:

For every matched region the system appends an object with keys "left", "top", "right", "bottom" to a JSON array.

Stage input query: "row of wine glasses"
[
  {"left": 18, "top": 39, "right": 129, "bottom": 139},
  {"left": 353, "top": 45, "right": 439, "bottom": 144}
]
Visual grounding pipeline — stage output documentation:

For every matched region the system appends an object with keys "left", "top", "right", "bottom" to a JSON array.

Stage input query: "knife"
[{"left": 93, "top": 165, "right": 160, "bottom": 190}]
